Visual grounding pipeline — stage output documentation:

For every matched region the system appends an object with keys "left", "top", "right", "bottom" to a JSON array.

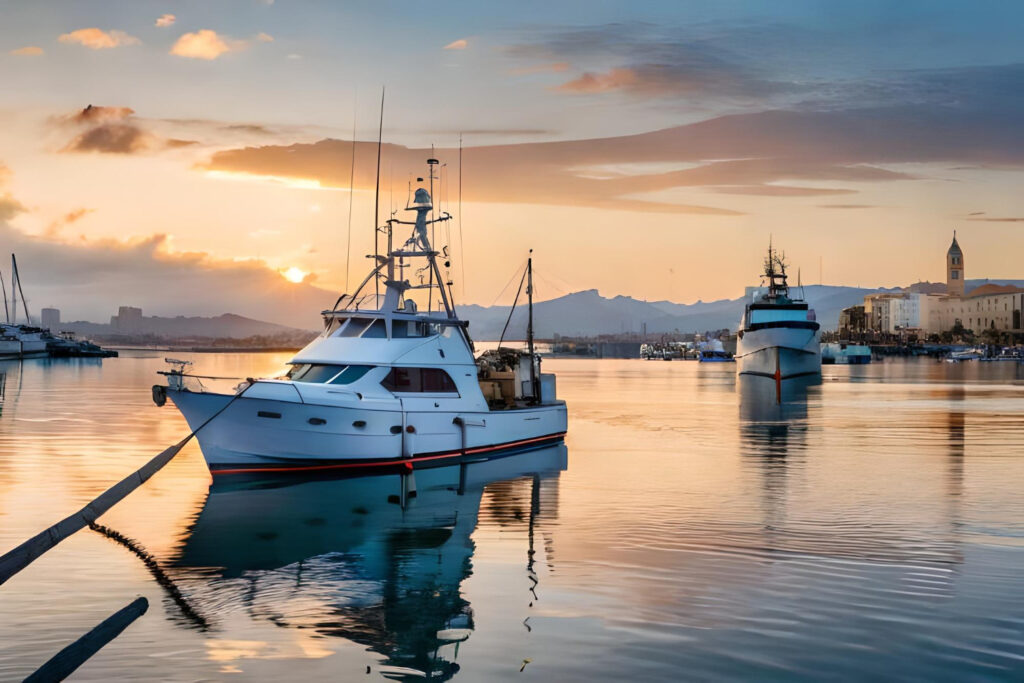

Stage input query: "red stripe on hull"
[{"left": 208, "top": 432, "right": 567, "bottom": 475}]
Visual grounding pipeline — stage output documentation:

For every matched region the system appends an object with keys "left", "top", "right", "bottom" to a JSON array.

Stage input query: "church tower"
[{"left": 946, "top": 231, "right": 964, "bottom": 297}]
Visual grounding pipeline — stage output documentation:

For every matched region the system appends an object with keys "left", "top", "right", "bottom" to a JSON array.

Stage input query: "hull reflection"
[{"left": 172, "top": 444, "right": 567, "bottom": 680}]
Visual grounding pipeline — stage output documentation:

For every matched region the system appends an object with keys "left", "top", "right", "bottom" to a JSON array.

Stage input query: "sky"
[{"left": 2, "top": 0, "right": 1024, "bottom": 326}]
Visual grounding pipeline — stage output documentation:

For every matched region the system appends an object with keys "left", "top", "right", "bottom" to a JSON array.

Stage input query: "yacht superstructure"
[
  {"left": 156, "top": 158, "right": 567, "bottom": 474},
  {"left": 735, "top": 244, "right": 821, "bottom": 382}
]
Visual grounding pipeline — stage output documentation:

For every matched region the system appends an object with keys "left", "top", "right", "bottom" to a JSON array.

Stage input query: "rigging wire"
[
  {"left": 498, "top": 264, "right": 529, "bottom": 349},
  {"left": 488, "top": 260, "right": 527, "bottom": 308}
]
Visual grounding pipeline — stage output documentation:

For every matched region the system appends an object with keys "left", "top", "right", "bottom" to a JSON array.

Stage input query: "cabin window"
[
  {"left": 289, "top": 364, "right": 348, "bottom": 383},
  {"left": 329, "top": 365, "right": 374, "bottom": 384},
  {"left": 362, "top": 319, "right": 387, "bottom": 338},
  {"left": 288, "top": 363, "right": 374, "bottom": 384},
  {"left": 391, "top": 319, "right": 439, "bottom": 338},
  {"left": 323, "top": 317, "right": 346, "bottom": 336},
  {"left": 381, "top": 367, "right": 458, "bottom": 394},
  {"left": 338, "top": 317, "right": 373, "bottom": 337}
]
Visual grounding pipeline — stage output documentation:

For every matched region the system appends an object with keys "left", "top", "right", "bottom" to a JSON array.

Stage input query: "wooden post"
[{"left": 24, "top": 597, "right": 148, "bottom": 682}]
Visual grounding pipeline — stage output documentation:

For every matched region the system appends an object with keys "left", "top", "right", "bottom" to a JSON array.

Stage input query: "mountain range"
[{"left": 55, "top": 279, "right": 1024, "bottom": 341}]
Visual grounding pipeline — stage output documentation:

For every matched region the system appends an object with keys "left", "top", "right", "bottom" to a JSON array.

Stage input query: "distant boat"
[
  {"left": 821, "top": 342, "right": 871, "bottom": 365},
  {"left": 697, "top": 339, "right": 734, "bottom": 362},
  {"left": 735, "top": 243, "right": 821, "bottom": 382},
  {"left": 947, "top": 348, "right": 984, "bottom": 362}
]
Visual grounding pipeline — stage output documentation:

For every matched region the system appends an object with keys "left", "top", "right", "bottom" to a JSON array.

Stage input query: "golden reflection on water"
[{"left": 1, "top": 354, "right": 1023, "bottom": 681}]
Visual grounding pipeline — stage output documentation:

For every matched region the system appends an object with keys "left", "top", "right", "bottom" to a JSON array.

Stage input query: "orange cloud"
[
  {"left": 171, "top": 30, "right": 231, "bottom": 60},
  {"left": 9, "top": 46, "right": 44, "bottom": 56},
  {"left": 155, "top": 14, "right": 176, "bottom": 28},
  {"left": 256, "top": 32, "right": 274, "bottom": 43},
  {"left": 556, "top": 67, "right": 638, "bottom": 93},
  {"left": 443, "top": 39, "right": 468, "bottom": 50},
  {"left": 59, "top": 28, "right": 140, "bottom": 49}
]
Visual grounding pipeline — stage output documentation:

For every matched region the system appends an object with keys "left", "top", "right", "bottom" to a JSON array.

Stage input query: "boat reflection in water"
[
  {"left": 737, "top": 374, "right": 818, "bottom": 456},
  {"left": 172, "top": 443, "right": 567, "bottom": 680}
]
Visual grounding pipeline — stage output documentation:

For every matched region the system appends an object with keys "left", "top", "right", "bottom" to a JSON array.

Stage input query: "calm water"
[{"left": 1, "top": 354, "right": 1023, "bottom": 681}]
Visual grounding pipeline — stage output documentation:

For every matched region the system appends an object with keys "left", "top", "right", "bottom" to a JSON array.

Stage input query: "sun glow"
[{"left": 283, "top": 266, "right": 307, "bottom": 283}]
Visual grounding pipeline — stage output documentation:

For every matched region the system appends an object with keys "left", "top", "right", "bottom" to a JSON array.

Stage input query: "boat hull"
[
  {"left": 169, "top": 389, "right": 568, "bottom": 474},
  {"left": 736, "top": 326, "right": 821, "bottom": 380}
]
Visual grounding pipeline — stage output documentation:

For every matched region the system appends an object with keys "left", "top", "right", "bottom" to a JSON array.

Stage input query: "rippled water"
[{"left": 1, "top": 353, "right": 1023, "bottom": 681}]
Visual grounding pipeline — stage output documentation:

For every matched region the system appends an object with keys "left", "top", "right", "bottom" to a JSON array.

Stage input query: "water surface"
[{"left": 1, "top": 354, "right": 1023, "bottom": 680}]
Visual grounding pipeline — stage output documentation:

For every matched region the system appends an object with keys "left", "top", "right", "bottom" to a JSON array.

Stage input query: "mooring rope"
[
  {"left": 88, "top": 522, "right": 210, "bottom": 630},
  {"left": 0, "top": 387, "right": 244, "bottom": 587}
]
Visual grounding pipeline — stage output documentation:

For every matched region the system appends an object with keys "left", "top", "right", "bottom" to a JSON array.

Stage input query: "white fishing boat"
[
  {"left": 155, "top": 158, "right": 567, "bottom": 475},
  {"left": 735, "top": 243, "right": 821, "bottom": 382}
]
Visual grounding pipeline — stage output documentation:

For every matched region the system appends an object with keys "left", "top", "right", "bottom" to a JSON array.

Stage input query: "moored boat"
[
  {"left": 156, "top": 158, "right": 567, "bottom": 474},
  {"left": 821, "top": 342, "right": 871, "bottom": 365},
  {"left": 735, "top": 243, "right": 821, "bottom": 382}
]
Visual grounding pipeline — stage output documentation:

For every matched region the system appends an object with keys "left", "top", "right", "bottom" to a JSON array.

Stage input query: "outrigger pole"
[{"left": 373, "top": 86, "right": 385, "bottom": 304}]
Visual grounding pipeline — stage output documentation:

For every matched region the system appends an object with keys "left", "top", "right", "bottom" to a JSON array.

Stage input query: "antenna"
[
  {"left": 345, "top": 90, "right": 357, "bottom": 294},
  {"left": 458, "top": 133, "right": 466, "bottom": 301},
  {"left": 373, "top": 86, "right": 384, "bottom": 304}
]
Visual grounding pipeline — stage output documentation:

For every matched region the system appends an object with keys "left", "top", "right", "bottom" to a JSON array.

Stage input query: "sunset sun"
[{"left": 282, "top": 266, "right": 306, "bottom": 283}]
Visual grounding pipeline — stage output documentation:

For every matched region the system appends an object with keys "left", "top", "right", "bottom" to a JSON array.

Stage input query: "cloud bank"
[{"left": 58, "top": 28, "right": 139, "bottom": 49}]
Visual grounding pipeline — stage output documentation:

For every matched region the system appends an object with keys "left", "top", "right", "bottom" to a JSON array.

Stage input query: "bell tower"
[{"left": 946, "top": 231, "right": 964, "bottom": 297}]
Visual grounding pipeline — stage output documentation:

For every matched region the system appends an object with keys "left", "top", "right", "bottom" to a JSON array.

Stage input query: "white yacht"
[
  {"left": 736, "top": 244, "right": 821, "bottom": 382},
  {"left": 155, "top": 158, "right": 567, "bottom": 475}
]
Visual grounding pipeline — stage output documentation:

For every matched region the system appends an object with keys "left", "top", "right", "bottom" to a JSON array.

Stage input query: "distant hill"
[
  {"left": 457, "top": 278, "right": 1024, "bottom": 339},
  {"left": 62, "top": 313, "right": 312, "bottom": 339},
  {"left": 53, "top": 278, "right": 1024, "bottom": 342}
]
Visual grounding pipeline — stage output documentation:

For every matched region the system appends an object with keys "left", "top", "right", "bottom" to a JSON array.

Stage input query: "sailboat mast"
[
  {"left": 0, "top": 269, "right": 7, "bottom": 324},
  {"left": 10, "top": 255, "right": 16, "bottom": 325},
  {"left": 13, "top": 255, "right": 28, "bottom": 323},
  {"left": 527, "top": 251, "right": 538, "bottom": 403}
]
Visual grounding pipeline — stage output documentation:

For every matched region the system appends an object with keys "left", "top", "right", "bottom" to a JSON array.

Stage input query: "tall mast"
[
  {"left": 527, "top": 250, "right": 539, "bottom": 403},
  {"left": 10, "top": 255, "right": 16, "bottom": 325},
  {"left": 0, "top": 268, "right": 7, "bottom": 324},
  {"left": 13, "top": 255, "right": 28, "bottom": 323},
  {"left": 373, "top": 86, "right": 385, "bottom": 305}
]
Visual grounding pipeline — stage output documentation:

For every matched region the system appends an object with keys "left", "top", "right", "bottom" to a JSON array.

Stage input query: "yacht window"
[
  {"left": 323, "top": 317, "right": 346, "bottom": 336},
  {"left": 381, "top": 367, "right": 458, "bottom": 393},
  {"left": 361, "top": 319, "right": 387, "bottom": 338},
  {"left": 290, "top": 364, "right": 348, "bottom": 383},
  {"left": 392, "top": 320, "right": 410, "bottom": 338},
  {"left": 329, "top": 365, "right": 373, "bottom": 384},
  {"left": 338, "top": 317, "right": 373, "bottom": 337}
]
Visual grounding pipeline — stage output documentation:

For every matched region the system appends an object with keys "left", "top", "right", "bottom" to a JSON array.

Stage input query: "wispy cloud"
[
  {"left": 818, "top": 204, "right": 876, "bottom": 209},
  {"left": 968, "top": 216, "right": 1024, "bottom": 222},
  {"left": 155, "top": 14, "right": 176, "bottom": 28},
  {"left": 59, "top": 28, "right": 140, "bottom": 50},
  {"left": 9, "top": 46, "right": 44, "bottom": 56},
  {"left": 443, "top": 39, "right": 468, "bottom": 50}
]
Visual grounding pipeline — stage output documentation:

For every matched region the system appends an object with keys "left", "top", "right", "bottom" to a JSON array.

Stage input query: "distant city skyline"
[{"left": 3, "top": 1, "right": 1024, "bottom": 324}]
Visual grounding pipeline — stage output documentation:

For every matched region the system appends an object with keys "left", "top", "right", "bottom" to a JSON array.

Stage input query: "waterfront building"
[
  {"left": 862, "top": 234, "right": 1023, "bottom": 336},
  {"left": 40, "top": 307, "right": 60, "bottom": 330},
  {"left": 110, "top": 306, "right": 143, "bottom": 333}
]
